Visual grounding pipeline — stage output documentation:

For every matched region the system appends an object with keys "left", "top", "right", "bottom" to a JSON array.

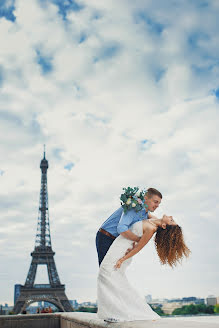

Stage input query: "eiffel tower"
[{"left": 13, "top": 148, "right": 73, "bottom": 313}]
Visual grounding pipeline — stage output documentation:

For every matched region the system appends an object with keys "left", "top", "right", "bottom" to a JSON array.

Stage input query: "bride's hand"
[{"left": 115, "top": 258, "right": 124, "bottom": 269}]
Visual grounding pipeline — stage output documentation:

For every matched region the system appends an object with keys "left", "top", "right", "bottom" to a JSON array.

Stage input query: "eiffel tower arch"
[{"left": 13, "top": 148, "right": 73, "bottom": 314}]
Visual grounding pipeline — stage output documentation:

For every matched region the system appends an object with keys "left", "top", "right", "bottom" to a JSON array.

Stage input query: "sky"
[{"left": 0, "top": 0, "right": 219, "bottom": 306}]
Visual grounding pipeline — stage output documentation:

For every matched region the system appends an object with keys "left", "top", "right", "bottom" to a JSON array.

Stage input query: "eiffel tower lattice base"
[{"left": 14, "top": 284, "right": 72, "bottom": 313}]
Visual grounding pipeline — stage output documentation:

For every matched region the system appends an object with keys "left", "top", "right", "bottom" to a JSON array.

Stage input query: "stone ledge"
[
  {"left": 60, "top": 313, "right": 219, "bottom": 328},
  {"left": 0, "top": 312, "right": 219, "bottom": 328}
]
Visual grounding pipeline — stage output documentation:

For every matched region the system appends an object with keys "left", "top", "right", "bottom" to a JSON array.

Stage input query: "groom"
[{"left": 96, "top": 187, "right": 162, "bottom": 266}]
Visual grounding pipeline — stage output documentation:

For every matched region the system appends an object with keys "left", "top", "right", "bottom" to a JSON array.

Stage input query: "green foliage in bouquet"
[{"left": 120, "top": 187, "right": 147, "bottom": 213}]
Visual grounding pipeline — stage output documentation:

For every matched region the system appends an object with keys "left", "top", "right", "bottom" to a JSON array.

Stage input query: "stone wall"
[
  {"left": 0, "top": 313, "right": 60, "bottom": 328},
  {"left": 1, "top": 312, "right": 219, "bottom": 328}
]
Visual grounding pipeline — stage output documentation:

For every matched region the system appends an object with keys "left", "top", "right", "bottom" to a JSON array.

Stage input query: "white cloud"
[{"left": 0, "top": 0, "right": 219, "bottom": 305}]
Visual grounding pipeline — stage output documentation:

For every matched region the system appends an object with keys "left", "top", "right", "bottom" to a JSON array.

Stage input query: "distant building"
[
  {"left": 206, "top": 295, "right": 217, "bottom": 306},
  {"left": 182, "top": 297, "right": 196, "bottom": 302},
  {"left": 182, "top": 297, "right": 205, "bottom": 304},
  {"left": 160, "top": 297, "right": 205, "bottom": 314},
  {"left": 0, "top": 305, "right": 3, "bottom": 315},
  {"left": 14, "top": 284, "right": 22, "bottom": 305},
  {"left": 195, "top": 298, "right": 205, "bottom": 304},
  {"left": 145, "top": 294, "right": 152, "bottom": 303},
  {"left": 44, "top": 301, "right": 56, "bottom": 310},
  {"left": 26, "top": 305, "right": 39, "bottom": 314},
  {"left": 149, "top": 300, "right": 163, "bottom": 308},
  {"left": 0, "top": 304, "right": 13, "bottom": 315},
  {"left": 44, "top": 302, "right": 50, "bottom": 308},
  {"left": 79, "top": 301, "right": 97, "bottom": 308},
  {"left": 162, "top": 302, "right": 183, "bottom": 314},
  {"left": 69, "top": 300, "right": 79, "bottom": 309},
  {"left": 166, "top": 298, "right": 181, "bottom": 303}
]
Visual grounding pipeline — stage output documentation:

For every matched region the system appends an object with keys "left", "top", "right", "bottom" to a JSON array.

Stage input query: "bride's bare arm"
[{"left": 115, "top": 226, "right": 155, "bottom": 268}]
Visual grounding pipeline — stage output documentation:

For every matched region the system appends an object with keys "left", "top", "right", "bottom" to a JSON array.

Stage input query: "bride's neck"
[{"left": 149, "top": 218, "right": 162, "bottom": 228}]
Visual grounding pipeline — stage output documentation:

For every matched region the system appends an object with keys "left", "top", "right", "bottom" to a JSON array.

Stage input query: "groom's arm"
[
  {"left": 117, "top": 211, "right": 141, "bottom": 242},
  {"left": 120, "top": 230, "right": 141, "bottom": 242}
]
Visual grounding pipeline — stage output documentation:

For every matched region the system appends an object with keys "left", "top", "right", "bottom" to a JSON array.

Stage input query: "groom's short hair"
[{"left": 146, "top": 188, "right": 162, "bottom": 199}]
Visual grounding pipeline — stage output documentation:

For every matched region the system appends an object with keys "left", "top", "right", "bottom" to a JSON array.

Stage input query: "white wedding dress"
[{"left": 97, "top": 220, "right": 160, "bottom": 322}]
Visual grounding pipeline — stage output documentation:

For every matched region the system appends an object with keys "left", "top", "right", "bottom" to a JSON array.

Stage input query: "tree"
[
  {"left": 205, "top": 305, "right": 214, "bottom": 314},
  {"left": 172, "top": 305, "right": 188, "bottom": 315},
  {"left": 196, "top": 304, "right": 207, "bottom": 313},
  {"left": 172, "top": 304, "right": 215, "bottom": 315},
  {"left": 214, "top": 304, "right": 219, "bottom": 314},
  {"left": 185, "top": 304, "right": 199, "bottom": 314},
  {"left": 152, "top": 306, "right": 165, "bottom": 316},
  {"left": 172, "top": 307, "right": 184, "bottom": 315},
  {"left": 76, "top": 306, "right": 97, "bottom": 313}
]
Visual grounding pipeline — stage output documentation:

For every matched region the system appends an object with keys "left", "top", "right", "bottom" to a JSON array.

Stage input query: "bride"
[{"left": 97, "top": 215, "right": 190, "bottom": 322}]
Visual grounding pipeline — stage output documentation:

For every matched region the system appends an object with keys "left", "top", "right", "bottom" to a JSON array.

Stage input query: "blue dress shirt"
[{"left": 100, "top": 207, "right": 149, "bottom": 237}]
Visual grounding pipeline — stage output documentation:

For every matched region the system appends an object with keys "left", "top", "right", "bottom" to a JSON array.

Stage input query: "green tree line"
[
  {"left": 172, "top": 303, "right": 218, "bottom": 315},
  {"left": 75, "top": 306, "right": 97, "bottom": 313}
]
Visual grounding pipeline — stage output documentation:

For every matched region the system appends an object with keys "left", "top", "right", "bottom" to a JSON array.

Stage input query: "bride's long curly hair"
[{"left": 154, "top": 225, "right": 191, "bottom": 267}]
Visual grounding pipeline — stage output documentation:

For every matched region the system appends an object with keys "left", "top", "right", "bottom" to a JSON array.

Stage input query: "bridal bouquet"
[{"left": 120, "top": 187, "right": 148, "bottom": 213}]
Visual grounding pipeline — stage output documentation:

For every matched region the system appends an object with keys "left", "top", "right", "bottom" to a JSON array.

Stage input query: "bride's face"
[{"left": 162, "top": 215, "right": 177, "bottom": 226}]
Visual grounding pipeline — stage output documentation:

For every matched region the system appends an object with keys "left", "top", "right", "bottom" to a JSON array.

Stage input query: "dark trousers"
[{"left": 96, "top": 231, "right": 116, "bottom": 266}]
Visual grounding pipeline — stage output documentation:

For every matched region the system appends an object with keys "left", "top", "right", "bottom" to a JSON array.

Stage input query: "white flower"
[
  {"left": 132, "top": 202, "right": 136, "bottom": 207},
  {"left": 126, "top": 198, "right": 131, "bottom": 205},
  {"left": 135, "top": 191, "right": 141, "bottom": 197}
]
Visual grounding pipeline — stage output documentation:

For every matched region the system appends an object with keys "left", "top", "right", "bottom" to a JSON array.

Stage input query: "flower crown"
[{"left": 120, "top": 187, "right": 148, "bottom": 213}]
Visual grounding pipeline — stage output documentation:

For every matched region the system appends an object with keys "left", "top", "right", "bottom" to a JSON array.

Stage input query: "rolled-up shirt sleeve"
[{"left": 117, "top": 210, "right": 135, "bottom": 234}]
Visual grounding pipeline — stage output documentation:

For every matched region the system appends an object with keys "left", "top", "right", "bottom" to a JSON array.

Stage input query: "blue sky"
[
  {"left": 0, "top": 0, "right": 16, "bottom": 21},
  {"left": 0, "top": 0, "right": 219, "bottom": 305}
]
